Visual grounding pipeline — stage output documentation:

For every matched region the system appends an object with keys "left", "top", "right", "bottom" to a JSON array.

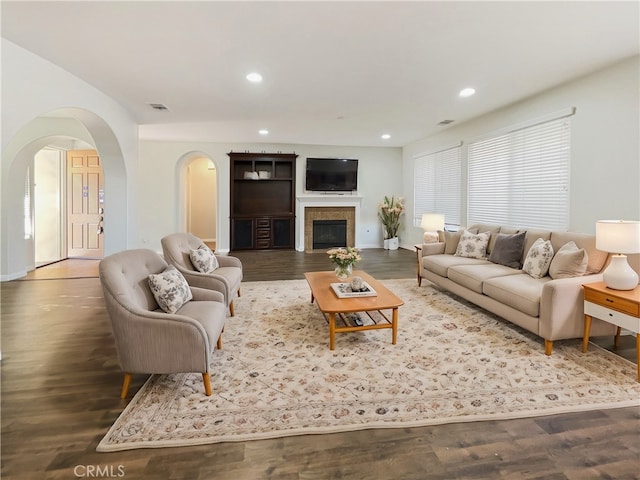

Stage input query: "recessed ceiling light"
[
  {"left": 459, "top": 87, "right": 476, "bottom": 98},
  {"left": 381, "top": 134, "right": 391, "bottom": 140},
  {"left": 258, "top": 129, "right": 269, "bottom": 135},
  {"left": 246, "top": 72, "right": 263, "bottom": 83}
]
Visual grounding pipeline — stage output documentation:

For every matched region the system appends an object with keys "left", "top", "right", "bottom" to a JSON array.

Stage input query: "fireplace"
[
  {"left": 304, "top": 206, "right": 356, "bottom": 252},
  {"left": 313, "top": 220, "right": 347, "bottom": 249}
]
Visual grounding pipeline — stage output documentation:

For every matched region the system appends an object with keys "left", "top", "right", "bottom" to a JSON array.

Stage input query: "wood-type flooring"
[{"left": 2, "top": 248, "right": 638, "bottom": 479}]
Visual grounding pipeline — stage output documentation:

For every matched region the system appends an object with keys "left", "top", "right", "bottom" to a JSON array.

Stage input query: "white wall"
[
  {"left": 138, "top": 141, "right": 402, "bottom": 253},
  {"left": 402, "top": 55, "right": 640, "bottom": 247}
]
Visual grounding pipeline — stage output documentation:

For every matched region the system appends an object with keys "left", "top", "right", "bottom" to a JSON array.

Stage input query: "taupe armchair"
[
  {"left": 99, "top": 249, "right": 227, "bottom": 398},
  {"left": 161, "top": 233, "right": 243, "bottom": 316}
]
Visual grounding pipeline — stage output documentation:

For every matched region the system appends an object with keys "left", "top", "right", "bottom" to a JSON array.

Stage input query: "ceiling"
[{"left": 2, "top": 1, "right": 639, "bottom": 147}]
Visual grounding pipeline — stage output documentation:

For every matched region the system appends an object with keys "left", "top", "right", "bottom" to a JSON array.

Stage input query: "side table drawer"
[
  {"left": 584, "top": 288, "right": 640, "bottom": 316},
  {"left": 585, "top": 301, "right": 640, "bottom": 333}
]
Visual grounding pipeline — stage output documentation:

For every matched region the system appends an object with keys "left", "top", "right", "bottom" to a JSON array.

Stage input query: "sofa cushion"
[
  {"left": 455, "top": 230, "right": 491, "bottom": 259},
  {"left": 523, "top": 238, "right": 555, "bottom": 279},
  {"left": 447, "top": 263, "right": 522, "bottom": 294},
  {"left": 189, "top": 245, "right": 219, "bottom": 273},
  {"left": 549, "top": 241, "right": 588, "bottom": 279},
  {"left": 422, "top": 254, "right": 490, "bottom": 277},
  {"left": 148, "top": 265, "right": 193, "bottom": 314},
  {"left": 550, "top": 231, "right": 605, "bottom": 274},
  {"left": 483, "top": 273, "right": 551, "bottom": 317},
  {"left": 521, "top": 229, "right": 552, "bottom": 265},
  {"left": 489, "top": 232, "right": 526, "bottom": 268}
]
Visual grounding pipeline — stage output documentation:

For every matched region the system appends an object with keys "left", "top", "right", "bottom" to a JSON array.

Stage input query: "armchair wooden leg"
[
  {"left": 202, "top": 372, "right": 212, "bottom": 396},
  {"left": 237, "top": 288, "right": 241, "bottom": 297},
  {"left": 120, "top": 372, "right": 132, "bottom": 399},
  {"left": 544, "top": 339, "right": 553, "bottom": 356},
  {"left": 217, "top": 335, "right": 222, "bottom": 350},
  {"left": 229, "top": 300, "right": 235, "bottom": 317}
]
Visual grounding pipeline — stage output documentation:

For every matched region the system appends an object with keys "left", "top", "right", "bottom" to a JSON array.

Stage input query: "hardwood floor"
[{"left": 2, "top": 248, "right": 638, "bottom": 479}]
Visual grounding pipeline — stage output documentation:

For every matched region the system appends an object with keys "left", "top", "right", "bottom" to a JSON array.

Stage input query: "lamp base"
[
  {"left": 423, "top": 231, "right": 439, "bottom": 244},
  {"left": 603, "top": 254, "right": 639, "bottom": 290}
]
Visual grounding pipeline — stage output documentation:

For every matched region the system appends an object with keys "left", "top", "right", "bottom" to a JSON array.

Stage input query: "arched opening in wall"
[
  {"left": 184, "top": 155, "right": 218, "bottom": 250},
  {"left": 1, "top": 110, "right": 126, "bottom": 281}
]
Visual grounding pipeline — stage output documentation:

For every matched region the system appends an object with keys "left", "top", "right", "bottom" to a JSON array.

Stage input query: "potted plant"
[{"left": 378, "top": 196, "right": 404, "bottom": 250}]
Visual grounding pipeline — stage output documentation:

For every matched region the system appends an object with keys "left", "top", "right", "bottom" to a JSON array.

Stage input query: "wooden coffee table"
[{"left": 304, "top": 270, "right": 404, "bottom": 350}]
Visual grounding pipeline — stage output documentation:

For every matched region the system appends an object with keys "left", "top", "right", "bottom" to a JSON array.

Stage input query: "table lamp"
[
  {"left": 421, "top": 213, "right": 445, "bottom": 243},
  {"left": 596, "top": 220, "right": 640, "bottom": 290}
]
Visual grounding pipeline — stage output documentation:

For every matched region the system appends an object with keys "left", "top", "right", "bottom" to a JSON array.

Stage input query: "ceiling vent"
[
  {"left": 438, "top": 119, "right": 454, "bottom": 125},
  {"left": 149, "top": 103, "right": 169, "bottom": 111}
]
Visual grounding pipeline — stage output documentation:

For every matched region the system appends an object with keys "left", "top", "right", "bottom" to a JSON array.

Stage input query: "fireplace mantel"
[{"left": 296, "top": 195, "right": 362, "bottom": 251}]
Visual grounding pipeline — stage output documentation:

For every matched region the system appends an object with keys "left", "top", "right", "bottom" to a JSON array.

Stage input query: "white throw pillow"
[
  {"left": 523, "top": 238, "right": 554, "bottom": 279},
  {"left": 548, "top": 241, "right": 588, "bottom": 279},
  {"left": 189, "top": 245, "right": 219, "bottom": 273},
  {"left": 454, "top": 230, "right": 491, "bottom": 259},
  {"left": 148, "top": 265, "right": 193, "bottom": 314}
]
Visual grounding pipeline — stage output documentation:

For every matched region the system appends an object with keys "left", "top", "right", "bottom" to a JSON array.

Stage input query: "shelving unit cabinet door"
[
  {"left": 272, "top": 218, "right": 294, "bottom": 248},
  {"left": 231, "top": 218, "right": 254, "bottom": 250}
]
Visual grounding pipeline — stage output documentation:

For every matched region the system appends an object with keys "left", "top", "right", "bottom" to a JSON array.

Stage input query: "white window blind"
[
  {"left": 468, "top": 117, "right": 571, "bottom": 230},
  {"left": 414, "top": 145, "right": 461, "bottom": 228}
]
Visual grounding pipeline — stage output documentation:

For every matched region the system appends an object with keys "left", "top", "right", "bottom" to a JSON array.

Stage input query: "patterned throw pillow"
[
  {"left": 189, "top": 245, "right": 219, "bottom": 273},
  {"left": 549, "top": 241, "right": 588, "bottom": 279},
  {"left": 148, "top": 265, "right": 193, "bottom": 314},
  {"left": 454, "top": 230, "right": 491, "bottom": 259},
  {"left": 523, "top": 238, "right": 554, "bottom": 279}
]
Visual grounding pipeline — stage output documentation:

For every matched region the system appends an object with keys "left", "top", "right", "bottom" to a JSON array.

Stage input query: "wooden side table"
[
  {"left": 582, "top": 282, "right": 640, "bottom": 382},
  {"left": 414, "top": 244, "right": 422, "bottom": 286}
]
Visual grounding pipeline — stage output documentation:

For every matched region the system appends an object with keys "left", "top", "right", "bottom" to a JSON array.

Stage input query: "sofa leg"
[
  {"left": 202, "top": 372, "right": 212, "bottom": 396},
  {"left": 544, "top": 340, "right": 553, "bottom": 356},
  {"left": 217, "top": 335, "right": 222, "bottom": 350},
  {"left": 120, "top": 372, "right": 132, "bottom": 399},
  {"left": 237, "top": 288, "right": 241, "bottom": 297},
  {"left": 229, "top": 300, "right": 235, "bottom": 317}
]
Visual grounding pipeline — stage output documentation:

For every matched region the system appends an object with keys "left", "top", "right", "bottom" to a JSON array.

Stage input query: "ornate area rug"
[{"left": 97, "top": 279, "right": 640, "bottom": 452}]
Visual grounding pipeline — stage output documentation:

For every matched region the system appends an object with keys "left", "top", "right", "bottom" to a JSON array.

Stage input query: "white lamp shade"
[
  {"left": 596, "top": 220, "right": 640, "bottom": 254},
  {"left": 421, "top": 213, "right": 445, "bottom": 232}
]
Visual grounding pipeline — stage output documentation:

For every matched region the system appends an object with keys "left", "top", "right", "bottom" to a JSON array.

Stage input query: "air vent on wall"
[
  {"left": 148, "top": 103, "right": 169, "bottom": 111},
  {"left": 438, "top": 119, "right": 454, "bottom": 125}
]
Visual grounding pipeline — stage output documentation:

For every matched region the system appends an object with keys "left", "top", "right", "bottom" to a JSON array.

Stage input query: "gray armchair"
[
  {"left": 99, "top": 249, "right": 227, "bottom": 398},
  {"left": 161, "top": 233, "right": 243, "bottom": 316}
]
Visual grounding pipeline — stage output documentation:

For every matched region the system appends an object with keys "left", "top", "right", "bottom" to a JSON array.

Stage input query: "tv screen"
[{"left": 305, "top": 158, "right": 358, "bottom": 192}]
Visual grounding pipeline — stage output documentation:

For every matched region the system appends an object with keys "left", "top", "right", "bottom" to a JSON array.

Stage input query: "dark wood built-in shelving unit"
[{"left": 229, "top": 152, "right": 297, "bottom": 250}]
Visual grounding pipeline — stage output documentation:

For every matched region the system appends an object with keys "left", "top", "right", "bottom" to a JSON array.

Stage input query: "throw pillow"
[
  {"left": 148, "top": 265, "right": 193, "bottom": 314},
  {"left": 454, "top": 230, "right": 491, "bottom": 259},
  {"left": 548, "top": 241, "right": 588, "bottom": 279},
  {"left": 189, "top": 245, "right": 219, "bottom": 273},
  {"left": 444, "top": 230, "right": 463, "bottom": 255},
  {"left": 488, "top": 232, "right": 526, "bottom": 269},
  {"left": 523, "top": 238, "right": 554, "bottom": 279}
]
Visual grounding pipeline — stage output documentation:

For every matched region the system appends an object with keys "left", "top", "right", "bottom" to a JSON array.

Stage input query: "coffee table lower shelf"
[{"left": 323, "top": 309, "right": 398, "bottom": 350}]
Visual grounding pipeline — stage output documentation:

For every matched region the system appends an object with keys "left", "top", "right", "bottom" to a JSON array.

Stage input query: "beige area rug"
[{"left": 97, "top": 278, "right": 640, "bottom": 452}]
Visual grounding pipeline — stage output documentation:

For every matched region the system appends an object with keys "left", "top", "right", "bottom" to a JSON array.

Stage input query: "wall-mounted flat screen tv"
[{"left": 305, "top": 158, "right": 358, "bottom": 192}]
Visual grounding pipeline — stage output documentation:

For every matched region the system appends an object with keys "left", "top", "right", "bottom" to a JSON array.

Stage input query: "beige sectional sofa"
[{"left": 420, "top": 223, "right": 617, "bottom": 355}]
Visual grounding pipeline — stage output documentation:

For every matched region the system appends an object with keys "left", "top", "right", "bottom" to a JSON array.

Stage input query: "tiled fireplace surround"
[{"left": 296, "top": 196, "right": 362, "bottom": 252}]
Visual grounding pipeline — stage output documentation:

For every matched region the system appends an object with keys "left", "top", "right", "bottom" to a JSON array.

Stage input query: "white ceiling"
[{"left": 2, "top": 1, "right": 639, "bottom": 147}]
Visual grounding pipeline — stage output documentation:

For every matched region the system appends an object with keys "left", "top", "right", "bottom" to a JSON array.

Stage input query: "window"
[
  {"left": 24, "top": 167, "right": 32, "bottom": 239},
  {"left": 413, "top": 144, "right": 461, "bottom": 229},
  {"left": 467, "top": 113, "right": 572, "bottom": 230}
]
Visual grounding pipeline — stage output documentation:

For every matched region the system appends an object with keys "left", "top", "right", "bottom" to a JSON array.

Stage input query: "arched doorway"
[
  {"left": 1, "top": 110, "right": 127, "bottom": 281},
  {"left": 177, "top": 152, "right": 219, "bottom": 250}
]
